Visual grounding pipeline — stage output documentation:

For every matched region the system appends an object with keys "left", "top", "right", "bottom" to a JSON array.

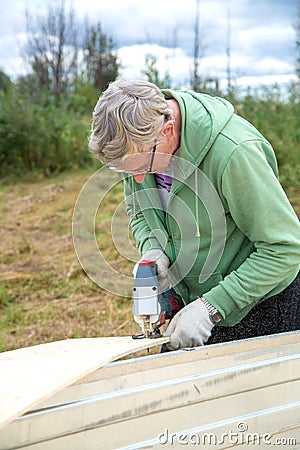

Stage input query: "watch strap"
[{"left": 200, "top": 297, "right": 223, "bottom": 324}]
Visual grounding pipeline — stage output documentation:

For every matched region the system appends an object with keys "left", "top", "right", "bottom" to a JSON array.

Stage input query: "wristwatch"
[{"left": 200, "top": 298, "right": 223, "bottom": 324}]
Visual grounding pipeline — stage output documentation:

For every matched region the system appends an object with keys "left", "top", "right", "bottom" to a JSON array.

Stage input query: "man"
[{"left": 89, "top": 79, "right": 300, "bottom": 350}]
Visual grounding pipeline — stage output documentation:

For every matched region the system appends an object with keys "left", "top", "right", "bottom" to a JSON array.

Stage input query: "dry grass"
[
  {"left": 0, "top": 168, "right": 137, "bottom": 351},
  {"left": 0, "top": 168, "right": 299, "bottom": 352}
]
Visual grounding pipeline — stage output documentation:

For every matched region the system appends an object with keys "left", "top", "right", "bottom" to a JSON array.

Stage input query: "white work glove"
[
  {"left": 133, "top": 249, "right": 170, "bottom": 292},
  {"left": 163, "top": 298, "right": 214, "bottom": 349}
]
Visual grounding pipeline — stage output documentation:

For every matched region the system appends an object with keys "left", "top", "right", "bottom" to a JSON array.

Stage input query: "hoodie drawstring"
[{"left": 195, "top": 169, "right": 201, "bottom": 237}]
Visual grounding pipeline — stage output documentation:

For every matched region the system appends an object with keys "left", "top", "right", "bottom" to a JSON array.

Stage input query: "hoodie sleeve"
[
  {"left": 204, "top": 140, "right": 300, "bottom": 321},
  {"left": 123, "top": 176, "right": 161, "bottom": 255}
]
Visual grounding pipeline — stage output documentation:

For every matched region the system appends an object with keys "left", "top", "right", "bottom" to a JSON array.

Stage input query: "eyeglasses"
[
  {"left": 106, "top": 118, "right": 176, "bottom": 175},
  {"left": 107, "top": 144, "right": 157, "bottom": 175},
  {"left": 147, "top": 144, "right": 157, "bottom": 173}
]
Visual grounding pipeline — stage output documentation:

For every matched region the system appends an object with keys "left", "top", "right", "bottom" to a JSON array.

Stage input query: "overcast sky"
[{"left": 0, "top": 0, "right": 298, "bottom": 90}]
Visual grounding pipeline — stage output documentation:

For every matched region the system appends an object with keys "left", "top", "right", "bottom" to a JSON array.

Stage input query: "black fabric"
[
  {"left": 207, "top": 272, "right": 300, "bottom": 345},
  {"left": 160, "top": 342, "right": 171, "bottom": 353}
]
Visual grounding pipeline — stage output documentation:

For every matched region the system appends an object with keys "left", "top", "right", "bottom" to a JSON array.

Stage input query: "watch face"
[{"left": 211, "top": 311, "right": 223, "bottom": 323}]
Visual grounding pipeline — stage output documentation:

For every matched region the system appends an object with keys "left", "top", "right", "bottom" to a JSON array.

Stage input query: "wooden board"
[
  {"left": 0, "top": 336, "right": 169, "bottom": 431},
  {"left": 0, "top": 332, "right": 299, "bottom": 450}
]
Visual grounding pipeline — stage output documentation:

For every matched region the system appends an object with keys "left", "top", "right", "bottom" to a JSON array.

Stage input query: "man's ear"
[{"left": 161, "top": 120, "right": 175, "bottom": 139}]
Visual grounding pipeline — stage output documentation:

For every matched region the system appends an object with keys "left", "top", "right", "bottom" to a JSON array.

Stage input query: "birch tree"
[{"left": 24, "top": 0, "right": 79, "bottom": 98}]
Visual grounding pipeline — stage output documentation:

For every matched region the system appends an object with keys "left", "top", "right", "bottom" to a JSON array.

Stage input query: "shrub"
[
  {"left": 231, "top": 84, "right": 300, "bottom": 189},
  {"left": 0, "top": 88, "right": 93, "bottom": 177}
]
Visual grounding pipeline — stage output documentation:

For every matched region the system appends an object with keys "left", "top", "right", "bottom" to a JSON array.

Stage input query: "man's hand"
[
  {"left": 163, "top": 299, "right": 214, "bottom": 349},
  {"left": 133, "top": 249, "right": 170, "bottom": 292}
]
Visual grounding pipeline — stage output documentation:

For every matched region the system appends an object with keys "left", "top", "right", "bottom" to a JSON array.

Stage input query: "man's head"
[{"left": 89, "top": 79, "right": 173, "bottom": 167}]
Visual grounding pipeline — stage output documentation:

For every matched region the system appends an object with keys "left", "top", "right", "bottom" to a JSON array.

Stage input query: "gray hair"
[{"left": 88, "top": 79, "right": 173, "bottom": 165}]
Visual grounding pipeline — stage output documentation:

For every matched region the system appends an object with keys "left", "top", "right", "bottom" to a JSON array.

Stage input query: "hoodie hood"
[
  {"left": 162, "top": 89, "right": 234, "bottom": 168},
  {"left": 127, "top": 89, "right": 235, "bottom": 239}
]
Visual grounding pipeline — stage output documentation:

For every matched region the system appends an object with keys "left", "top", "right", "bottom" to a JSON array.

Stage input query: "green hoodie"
[{"left": 124, "top": 89, "right": 300, "bottom": 326}]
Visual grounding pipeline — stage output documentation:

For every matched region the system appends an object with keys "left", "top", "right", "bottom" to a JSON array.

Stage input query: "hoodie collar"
[{"left": 162, "top": 89, "right": 234, "bottom": 170}]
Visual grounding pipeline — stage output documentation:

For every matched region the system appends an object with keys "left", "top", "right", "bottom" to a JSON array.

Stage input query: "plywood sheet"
[{"left": 0, "top": 336, "right": 169, "bottom": 430}]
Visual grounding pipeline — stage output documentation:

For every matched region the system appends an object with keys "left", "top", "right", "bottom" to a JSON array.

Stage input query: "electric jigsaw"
[{"left": 132, "top": 260, "right": 184, "bottom": 339}]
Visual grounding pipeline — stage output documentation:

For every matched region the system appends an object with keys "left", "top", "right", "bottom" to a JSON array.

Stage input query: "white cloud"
[
  {"left": 235, "top": 24, "right": 296, "bottom": 59},
  {"left": 253, "top": 58, "right": 294, "bottom": 76},
  {"left": 118, "top": 44, "right": 192, "bottom": 85},
  {"left": 117, "top": 42, "right": 297, "bottom": 90},
  {"left": 0, "top": 0, "right": 297, "bottom": 91},
  {"left": 234, "top": 73, "right": 298, "bottom": 91},
  {"left": 0, "top": 31, "right": 28, "bottom": 76}
]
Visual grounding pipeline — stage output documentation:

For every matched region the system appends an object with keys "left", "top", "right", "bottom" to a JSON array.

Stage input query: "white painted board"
[{"left": 0, "top": 336, "right": 169, "bottom": 430}]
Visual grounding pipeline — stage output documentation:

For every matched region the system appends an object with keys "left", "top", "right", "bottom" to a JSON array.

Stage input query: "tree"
[
  {"left": 141, "top": 54, "right": 172, "bottom": 89},
  {"left": 226, "top": 0, "right": 232, "bottom": 95},
  {"left": 0, "top": 70, "right": 12, "bottom": 93},
  {"left": 23, "top": 0, "right": 79, "bottom": 98},
  {"left": 83, "top": 23, "right": 119, "bottom": 92},
  {"left": 296, "top": 0, "right": 300, "bottom": 80},
  {"left": 191, "top": 0, "right": 208, "bottom": 92},
  {"left": 192, "top": 0, "right": 201, "bottom": 91}
]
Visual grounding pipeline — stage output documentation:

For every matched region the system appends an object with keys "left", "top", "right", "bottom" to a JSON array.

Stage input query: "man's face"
[{"left": 107, "top": 120, "right": 176, "bottom": 183}]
